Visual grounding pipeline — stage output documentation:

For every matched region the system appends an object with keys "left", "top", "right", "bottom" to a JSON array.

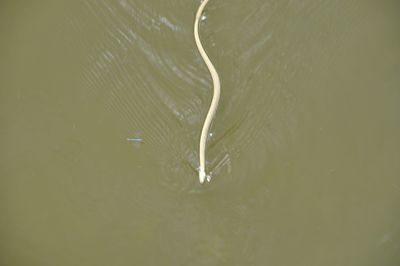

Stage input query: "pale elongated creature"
[{"left": 194, "top": 0, "right": 221, "bottom": 183}]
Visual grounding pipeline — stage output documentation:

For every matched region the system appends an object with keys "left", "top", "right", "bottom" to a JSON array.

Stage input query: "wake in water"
[{"left": 81, "top": 0, "right": 298, "bottom": 191}]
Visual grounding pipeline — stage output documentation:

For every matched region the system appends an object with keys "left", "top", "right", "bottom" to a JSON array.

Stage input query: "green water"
[{"left": 1, "top": 1, "right": 399, "bottom": 265}]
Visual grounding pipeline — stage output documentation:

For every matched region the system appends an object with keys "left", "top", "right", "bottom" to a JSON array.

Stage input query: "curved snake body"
[{"left": 194, "top": 0, "right": 221, "bottom": 183}]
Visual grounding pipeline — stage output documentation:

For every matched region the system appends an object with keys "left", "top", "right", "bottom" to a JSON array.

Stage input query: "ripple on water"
[{"left": 76, "top": 0, "right": 302, "bottom": 191}]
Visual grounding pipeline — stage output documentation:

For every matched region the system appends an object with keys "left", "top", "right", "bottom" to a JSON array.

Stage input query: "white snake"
[{"left": 194, "top": 0, "right": 221, "bottom": 183}]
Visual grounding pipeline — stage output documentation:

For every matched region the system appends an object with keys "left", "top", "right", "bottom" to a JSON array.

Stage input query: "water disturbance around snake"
[{"left": 194, "top": 0, "right": 221, "bottom": 184}]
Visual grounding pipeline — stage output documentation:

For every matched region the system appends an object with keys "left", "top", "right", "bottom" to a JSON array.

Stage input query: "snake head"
[
  {"left": 199, "top": 169, "right": 206, "bottom": 184},
  {"left": 199, "top": 169, "right": 212, "bottom": 184}
]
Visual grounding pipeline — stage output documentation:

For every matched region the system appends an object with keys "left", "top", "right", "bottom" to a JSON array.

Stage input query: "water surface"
[{"left": 1, "top": 1, "right": 399, "bottom": 265}]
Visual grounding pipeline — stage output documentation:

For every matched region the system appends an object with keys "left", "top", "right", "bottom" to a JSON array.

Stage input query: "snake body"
[{"left": 194, "top": 0, "right": 221, "bottom": 183}]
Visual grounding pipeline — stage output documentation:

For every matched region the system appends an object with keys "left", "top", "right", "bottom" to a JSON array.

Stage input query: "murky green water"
[{"left": 1, "top": 1, "right": 399, "bottom": 265}]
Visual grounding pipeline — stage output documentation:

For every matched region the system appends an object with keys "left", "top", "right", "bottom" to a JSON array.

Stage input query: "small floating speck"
[
  {"left": 127, "top": 137, "right": 143, "bottom": 143},
  {"left": 201, "top": 15, "right": 207, "bottom": 21}
]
